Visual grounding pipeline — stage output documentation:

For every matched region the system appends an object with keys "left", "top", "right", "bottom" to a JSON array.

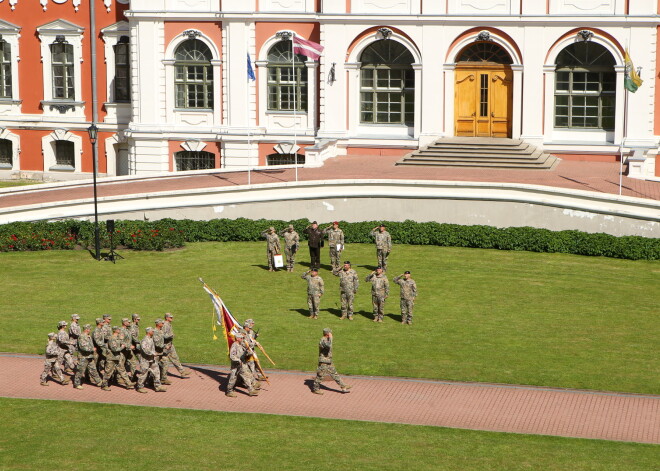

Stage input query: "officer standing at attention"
[
  {"left": 279, "top": 225, "right": 300, "bottom": 272},
  {"left": 323, "top": 221, "right": 345, "bottom": 274},
  {"left": 304, "top": 221, "right": 323, "bottom": 271},
  {"left": 393, "top": 271, "right": 418, "bottom": 325},
  {"left": 366, "top": 266, "right": 390, "bottom": 322},
  {"left": 301, "top": 268, "right": 325, "bottom": 319},
  {"left": 260, "top": 226, "right": 282, "bottom": 272},
  {"left": 333, "top": 261, "right": 359, "bottom": 320},
  {"left": 312, "top": 328, "right": 351, "bottom": 395},
  {"left": 370, "top": 224, "right": 392, "bottom": 272}
]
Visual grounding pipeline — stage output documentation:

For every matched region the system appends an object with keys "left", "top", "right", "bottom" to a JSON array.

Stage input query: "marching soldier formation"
[{"left": 39, "top": 313, "right": 191, "bottom": 393}]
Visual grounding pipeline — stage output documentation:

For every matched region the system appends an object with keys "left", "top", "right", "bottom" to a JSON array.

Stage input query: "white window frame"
[
  {"left": 0, "top": 19, "right": 21, "bottom": 114},
  {"left": 41, "top": 128, "right": 82, "bottom": 172},
  {"left": 37, "top": 19, "right": 85, "bottom": 118},
  {"left": 0, "top": 127, "right": 20, "bottom": 171},
  {"left": 101, "top": 21, "right": 131, "bottom": 124}
]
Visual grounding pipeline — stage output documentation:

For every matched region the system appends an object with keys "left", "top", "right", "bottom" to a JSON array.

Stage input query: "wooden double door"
[{"left": 454, "top": 64, "right": 512, "bottom": 138}]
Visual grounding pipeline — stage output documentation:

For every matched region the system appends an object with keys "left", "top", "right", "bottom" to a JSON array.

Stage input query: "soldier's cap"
[
  {"left": 121, "top": 318, "right": 130, "bottom": 323},
  {"left": 57, "top": 320, "right": 68, "bottom": 328},
  {"left": 103, "top": 314, "right": 111, "bottom": 319},
  {"left": 269, "top": 226, "right": 275, "bottom": 231},
  {"left": 234, "top": 333, "right": 245, "bottom": 340},
  {"left": 376, "top": 266, "right": 383, "bottom": 270},
  {"left": 404, "top": 271, "right": 411, "bottom": 274},
  {"left": 132, "top": 313, "right": 140, "bottom": 320},
  {"left": 48, "top": 332, "right": 57, "bottom": 339},
  {"left": 71, "top": 314, "right": 80, "bottom": 320},
  {"left": 379, "top": 224, "right": 386, "bottom": 227},
  {"left": 82, "top": 324, "right": 92, "bottom": 330},
  {"left": 333, "top": 221, "right": 339, "bottom": 225},
  {"left": 164, "top": 312, "right": 173, "bottom": 318},
  {"left": 323, "top": 328, "right": 332, "bottom": 335},
  {"left": 312, "top": 221, "right": 318, "bottom": 225},
  {"left": 243, "top": 319, "right": 254, "bottom": 327},
  {"left": 288, "top": 224, "right": 294, "bottom": 230},
  {"left": 112, "top": 326, "right": 121, "bottom": 332},
  {"left": 310, "top": 268, "right": 318, "bottom": 272},
  {"left": 155, "top": 318, "right": 164, "bottom": 325},
  {"left": 343, "top": 260, "right": 351, "bottom": 265},
  {"left": 145, "top": 327, "right": 154, "bottom": 333},
  {"left": 95, "top": 318, "right": 104, "bottom": 325}
]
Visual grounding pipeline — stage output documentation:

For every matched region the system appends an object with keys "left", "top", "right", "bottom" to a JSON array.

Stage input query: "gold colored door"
[
  {"left": 454, "top": 69, "right": 477, "bottom": 136},
  {"left": 490, "top": 69, "right": 513, "bottom": 138}
]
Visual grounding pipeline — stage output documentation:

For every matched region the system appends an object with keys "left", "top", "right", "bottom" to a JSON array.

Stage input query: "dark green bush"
[{"left": 0, "top": 218, "right": 657, "bottom": 260}]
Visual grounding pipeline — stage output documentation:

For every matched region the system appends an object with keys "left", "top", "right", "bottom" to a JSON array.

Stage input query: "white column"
[
  {"left": 211, "top": 59, "right": 223, "bottom": 126},
  {"left": 443, "top": 63, "right": 455, "bottom": 137},
  {"left": 511, "top": 64, "right": 523, "bottom": 140},
  {"left": 614, "top": 65, "right": 625, "bottom": 145},
  {"left": 162, "top": 59, "right": 175, "bottom": 124},
  {"left": 345, "top": 62, "right": 360, "bottom": 138},
  {"left": 306, "top": 61, "right": 319, "bottom": 133},
  {"left": 412, "top": 63, "right": 422, "bottom": 139},
  {"left": 542, "top": 64, "right": 556, "bottom": 143}
]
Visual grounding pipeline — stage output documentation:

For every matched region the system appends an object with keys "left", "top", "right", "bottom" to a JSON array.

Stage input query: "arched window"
[
  {"left": 359, "top": 40, "right": 414, "bottom": 125},
  {"left": 456, "top": 42, "right": 513, "bottom": 64},
  {"left": 554, "top": 42, "right": 615, "bottom": 130},
  {"left": 175, "top": 150, "right": 215, "bottom": 171},
  {"left": 51, "top": 42, "right": 75, "bottom": 100},
  {"left": 0, "top": 40, "right": 11, "bottom": 99},
  {"left": 174, "top": 39, "right": 213, "bottom": 109},
  {"left": 0, "top": 139, "right": 12, "bottom": 166},
  {"left": 267, "top": 40, "right": 308, "bottom": 112}
]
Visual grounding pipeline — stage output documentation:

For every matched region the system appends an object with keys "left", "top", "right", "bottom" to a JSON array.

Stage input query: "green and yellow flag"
[{"left": 624, "top": 49, "right": 643, "bottom": 93}]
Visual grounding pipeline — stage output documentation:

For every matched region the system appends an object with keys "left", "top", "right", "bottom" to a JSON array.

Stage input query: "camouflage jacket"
[
  {"left": 370, "top": 230, "right": 392, "bottom": 252},
  {"left": 119, "top": 328, "right": 133, "bottom": 351},
  {"left": 393, "top": 276, "right": 417, "bottom": 300},
  {"left": 280, "top": 230, "right": 300, "bottom": 248},
  {"left": 77, "top": 333, "right": 95, "bottom": 358},
  {"left": 56, "top": 329, "right": 73, "bottom": 351},
  {"left": 68, "top": 322, "right": 81, "bottom": 342},
  {"left": 261, "top": 231, "right": 281, "bottom": 253},
  {"left": 318, "top": 337, "right": 333, "bottom": 364},
  {"left": 101, "top": 324, "right": 112, "bottom": 343},
  {"left": 335, "top": 268, "right": 359, "bottom": 293},
  {"left": 323, "top": 227, "right": 344, "bottom": 248},
  {"left": 92, "top": 327, "right": 106, "bottom": 350},
  {"left": 365, "top": 273, "right": 390, "bottom": 297},
  {"left": 238, "top": 328, "right": 257, "bottom": 349},
  {"left": 129, "top": 323, "right": 140, "bottom": 347},
  {"left": 106, "top": 336, "right": 122, "bottom": 361},
  {"left": 152, "top": 328, "right": 165, "bottom": 354},
  {"left": 140, "top": 336, "right": 156, "bottom": 361},
  {"left": 301, "top": 273, "right": 325, "bottom": 296},
  {"left": 229, "top": 342, "right": 248, "bottom": 364},
  {"left": 45, "top": 340, "right": 61, "bottom": 359},
  {"left": 162, "top": 321, "right": 175, "bottom": 344}
]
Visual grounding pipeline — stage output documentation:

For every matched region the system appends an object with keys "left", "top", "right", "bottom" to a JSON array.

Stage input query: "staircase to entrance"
[{"left": 396, "top": 137, "right": 559, "bottom": 170}]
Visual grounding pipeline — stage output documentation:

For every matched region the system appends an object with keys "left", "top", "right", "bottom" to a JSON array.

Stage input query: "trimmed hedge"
[{"left": 0, "top": 218, "right": 658, "bottom": 260}]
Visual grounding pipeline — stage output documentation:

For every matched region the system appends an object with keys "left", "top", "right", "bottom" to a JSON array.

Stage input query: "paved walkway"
[
  {"left": 1, "top": 155, "right": 659, "bottom": 210},
  {"left": 2, "top": 353, "right": 658, "bottom": 444}
]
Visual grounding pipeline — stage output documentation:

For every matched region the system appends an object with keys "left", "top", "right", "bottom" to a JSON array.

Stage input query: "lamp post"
[{"left": 87, "top": 123, "right": 100, "bottom": 261}]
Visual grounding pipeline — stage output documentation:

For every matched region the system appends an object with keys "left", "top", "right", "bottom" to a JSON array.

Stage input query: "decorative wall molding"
[{"left": 181, "top": 140, "right": 207, "bottom": 152}]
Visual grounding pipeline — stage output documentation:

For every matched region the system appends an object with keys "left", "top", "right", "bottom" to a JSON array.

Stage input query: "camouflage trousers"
[
  {"left": 101, "top": 359, "right": 132, "bottom": 387},
  {"left": 166, "top": 344, "right": 185, "bottom": 374},
  {"left": 376, "top": 249, "right": 390, "bottom": 271},
  {"left": 118, "top": 351, "right": 137, "bottom": 379},
  {"left": 372, "top": 295, "right": 386, "bottom": 321},
  {"left": 329, "top": 246, "right": 342, "bottom": 273},
  {"left": 400, "top": 298, "right": 415, "bottom": 324},
  {"left": 74, "top": 356, "right": 101, "bottom": 387},
  {"left": 284, "top": 245, "right": 297, "bottom": 270},
  {"left": 340, "top": 291, "right": 355, "bottom": 318},
  {"left": 40, "top": 358, "right": 65, "bottom": 383},
  {"left": 94, "top": 350, "right": 105, "bottom": 374},
  {"left": 307, "top": 293, "right": 322, "bottom": 318},
  {"left": 157, "top": 353, "right": 170, "bottom": 382},
  {"left": 227, "top": 361, "right": 256, "bottom": 393},
  {"left": 58, "top": 351, "right": 76, "bottom": 371},
  {"left": 266, "top": 249, "right": 280, "bottom": 270},
  {"left": 313, "top": 362, "right": 346, "bottom": 391},
  {"left": 137, "top": 358, "right": 162, "bottom": 389}
]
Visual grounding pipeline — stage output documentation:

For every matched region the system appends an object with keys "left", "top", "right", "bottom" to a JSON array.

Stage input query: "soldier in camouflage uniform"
[
  {"left": 393, "top": 271, "right": 418, "bottom": 325},
  {"left": 365, "top": 266, "right": 390, "bottom": 322},
  {"left": 68, "top": 314, "right": 81, "bottom": 356},
  {"left": 136, "top": 327, "right": 167, "bottom": 393},
  {"left": 163, "top": 313, "right": 191, "bottom": 377},
  {"left": 279, "top": 225, "right": 300, "bottom": 272},
  {"left": 238, "top": 319, "right": 264, "bottom": 381},
  {"left": 370, "top": 224, "right": 393, "bottom": 272},
  {"left": 56, "top": 321, "right": 76, "bottom": 373},
  {"left": 323, "top": 221, "right": 345, "bottom": 274},
  {"left": 73, "top": 324, "right": 101, "bottom": 389},
  {"left": 101, "top": 314, "right": 113, "bottom": 341},
  {"left": 129, "top": 313, "right": 142, "bottom": 372},
  {"left": 301, "top": 268, "right": 324, "bottom": 319},
  {"left": 312, "top": 328, "right": 351, "bottom": 395},
  {"left": 225, "top": 333, "right": 259, "bottom": 397},
  {"left": 118, "top": 318, "right": 137, "bottom": 379},
  {"left": 92, "top": 318, "right": 107, "bottom": 373},
  {"left": 260, "top": 227, "right": 282, "bottom": 271},
  {"left": 153, "top": 319, "right": 171, "bottom": 385},
  {"left": 100, "top": 326, "right": 135, "bottom": 391},
  {"left": 333, "top": 261, "right": 359, "bottom": 320},
  {"left": 40, "top": 333, "right": 68, "bottom": 386}
]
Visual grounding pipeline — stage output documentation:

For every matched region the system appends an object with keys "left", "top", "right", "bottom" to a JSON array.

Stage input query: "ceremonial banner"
[
  {"left": 624, "top": 49, "right": 643, "bottom": 93},
  {"left": 202, "top": 282, "right": 241, "bottom": 352},
  {"left": 293, "top": 35, "right": 324, "bottom": 60}
]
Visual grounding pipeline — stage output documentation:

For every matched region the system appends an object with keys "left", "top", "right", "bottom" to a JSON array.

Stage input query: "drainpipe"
[{"left": 89, "top": 0, "right": 101, "bottom": 260}]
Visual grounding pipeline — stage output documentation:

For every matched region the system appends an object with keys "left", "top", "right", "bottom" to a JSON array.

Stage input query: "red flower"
[{"left": 9, "top": 245, "right": 13, "bottom": 249}]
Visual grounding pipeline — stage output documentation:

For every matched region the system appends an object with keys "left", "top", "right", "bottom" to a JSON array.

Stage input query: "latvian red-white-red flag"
[
  {"left": 293, "top": 35, "right": 324, "bottom": 60},
  {"left": 201, "top": 281, "right": 242, "bottom": 353}
]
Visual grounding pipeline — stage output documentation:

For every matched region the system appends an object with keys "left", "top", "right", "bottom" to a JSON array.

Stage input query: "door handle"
[
  {"left": 491, "top": 112, "right": 495, "bottom": 117},
  {"left": 471, "top": 112, "right": 475, "bottom": 117}
]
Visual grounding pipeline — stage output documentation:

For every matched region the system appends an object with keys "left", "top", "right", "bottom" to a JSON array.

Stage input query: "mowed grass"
[
  {"left": 1, "top": 242, "right": 658, "bottom": 394},
  {"left": 0, "top": 398, "right": 657, "bottom": 471},
  {"left": 0, "top": 180, "right": 39, "bottom": 188}
]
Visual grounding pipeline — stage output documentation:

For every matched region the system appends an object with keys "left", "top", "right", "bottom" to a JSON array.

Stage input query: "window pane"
[
  {"left": 175, "top": 151, "right": 215, "bottom": 171},
  {"left": 55, "top": 140, "right": 75, "bottom": 166},
  {"left": 0, "top": 139, "right": 12, "bottom": 165}
]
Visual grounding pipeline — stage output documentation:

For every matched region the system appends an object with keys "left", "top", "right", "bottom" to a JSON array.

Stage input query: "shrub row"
[{"left": 0, "top": 218, "right": 657, "bottom": 260}]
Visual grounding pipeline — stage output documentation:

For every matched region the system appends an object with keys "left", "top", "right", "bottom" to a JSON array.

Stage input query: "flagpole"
[
  {"left": 620, "top": 87, "right": 627, "bottom": 196},
  {"left": 247, "top": 52, "right": 252, "bottom": 186},
  {"left": 292, "top": 32, "right": 298, "bottom": 182}
]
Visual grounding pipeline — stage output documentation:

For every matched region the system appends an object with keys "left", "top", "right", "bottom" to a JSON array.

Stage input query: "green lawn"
[
  {"left": 0, "top": 180, "right": 39, "bottom": 188},
  {"left": 0, "top": 398, "right": 656, "bottom": 471},
  {"left": 1, "top": 242, "right": 658, "bottom": 394}
]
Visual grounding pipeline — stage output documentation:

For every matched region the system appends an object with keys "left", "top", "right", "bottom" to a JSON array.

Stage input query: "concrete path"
[
  {"left": 1, "top": 155, "right": 659, "bottom": 211},
  {"left": 2, "top": 353, "right": 658, "bottom": 444}
]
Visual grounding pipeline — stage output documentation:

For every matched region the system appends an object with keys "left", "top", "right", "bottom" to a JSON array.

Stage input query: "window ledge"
[
  {"left": 41, "top": 100, "right": 85, "bottom": 114},
  {"left": 0, "top": 163, "right": 13, "bottom": 169},
  {"left": 104, "top": 102, "right": 131, "bottom": 107},
  {"left": 0, "top": 99, "right": 22, "bottom": 105},
  {"left": 174, "top": 108, "right": 213, "bottom": 112},
  {"left": 49, "top": 165, "right": 75, "bottom": 172},
  {"left": 266, "top": 111, "right": 308, "bottom": 115}
]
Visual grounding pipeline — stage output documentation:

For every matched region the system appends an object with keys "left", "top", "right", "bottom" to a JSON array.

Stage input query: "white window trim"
[
  {"left": 101, "top": 21, "right": 131, "bottom": 124},
  {"left": 0, "top": 19, "right": 22, "bottom": 113},
  {"left": 0, "top": 127, "right": 20, "bottom": 171},
  {"left": 36, "top": 19, "right": 85, "bottom": 118},
  {"left": 42, "top": 128, "right": 82, "bottom": 172}
]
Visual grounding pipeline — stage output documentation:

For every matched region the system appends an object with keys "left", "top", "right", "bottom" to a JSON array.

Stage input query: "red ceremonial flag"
[
  {"left": 202, "top": 283, "right": 242, "bottom": 353},
  {"left": 293, "top": 35, "right": 324, "bottom": 60}
]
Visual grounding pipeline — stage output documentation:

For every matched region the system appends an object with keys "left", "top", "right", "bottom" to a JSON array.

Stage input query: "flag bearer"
[{"left": 225, "top": 333, "right": 259, "bottom": 397}]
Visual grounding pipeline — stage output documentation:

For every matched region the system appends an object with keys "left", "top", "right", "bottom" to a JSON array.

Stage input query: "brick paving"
[
  {"left": 1, "top": 155, "right": 659, "bottom": 210},
  {"left": 2, "top": 353, "right": 658, "bottom": 444}
]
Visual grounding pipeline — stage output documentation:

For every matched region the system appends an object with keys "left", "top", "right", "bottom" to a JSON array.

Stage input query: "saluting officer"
[
  {"left": 365, "top": 266, "right": 390, "bottom": 323},
  {"left": 301, "top": 268, "right": 325, "bottom": 319},
  {"left": 323, "top": 221, "right": 345, "bottom": 274},
  {"left": 393, "top": 271, "right": 418, "bottom": 325}
]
